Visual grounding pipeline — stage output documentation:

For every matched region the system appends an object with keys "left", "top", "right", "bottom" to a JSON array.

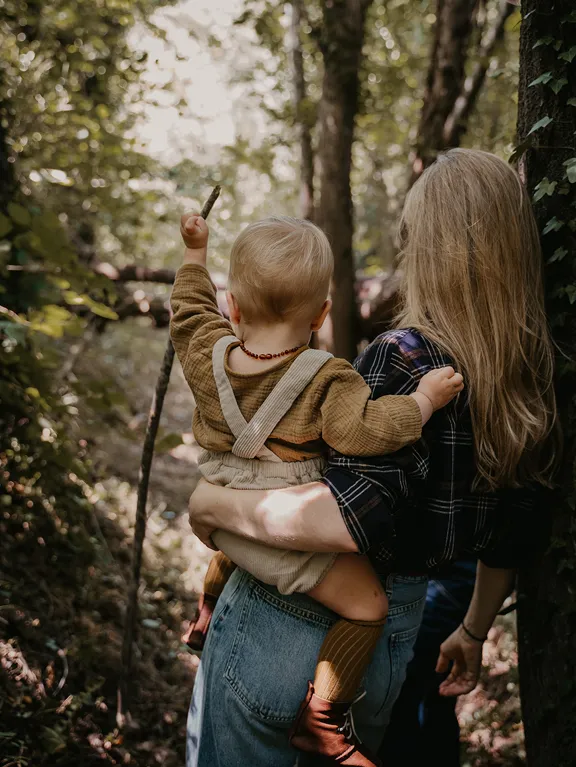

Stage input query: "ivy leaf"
[
  {"left": 534, "top": 178, "right": 557, "bottom": 201},
  {"left": 7, "top": 202, "right": 32, "bottom": 228},
  {"left": 559, "top": 46, "right": 576, "bottom": 63},
  {"left": 548, "top": 247, "right": 568, "bottom": 264},
  {"left": 0, "top": 214, "right": 13, "bottom": 239},
  {"left": 563, "top": 158, "right": 576, "bottom": 184},
  {"left": 533, "top": 36, "right": 554, "bottom": 49},
  {"left": 527, "top": 116, "right": 552, "bottom": 136},
  {"left": 550, "top": 77, "right": 568, "bottom": 94},
  {"left": 529, "top": 71, "right": 553, "bottom": 87},
  {"left": 568, "top": 98, "right": 576, "bottom": 108},
  {"left": 543, "top": 217, "right": 564, "bottom": 235},
  {"left": 566, "top": 285, "right": 576, "bottom": 306}
]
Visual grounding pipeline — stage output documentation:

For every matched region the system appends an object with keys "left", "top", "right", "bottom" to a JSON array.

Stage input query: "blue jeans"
[
  {"left": 186, "top": 569, "right": 428, "bottom": 766},
  {"left": 379, "top": 559, "right": 477, "bottom": 766}
]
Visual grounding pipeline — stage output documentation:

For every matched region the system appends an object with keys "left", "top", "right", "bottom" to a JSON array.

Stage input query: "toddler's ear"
[
  {"left": 226, "top": 291, "right": 242, "bottom": 325},
  {"left": 311, "top": 299, "right": 331, "bottom": 332}
]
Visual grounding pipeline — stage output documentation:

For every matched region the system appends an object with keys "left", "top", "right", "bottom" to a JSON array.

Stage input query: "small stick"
[{"left": 117, "top": 186, "right": 221, "bottom": 724}]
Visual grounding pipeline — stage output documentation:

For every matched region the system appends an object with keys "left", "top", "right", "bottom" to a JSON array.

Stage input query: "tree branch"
[
  {"left": 117, "top": 184, "right": 221, "bottom": 725},
  {"left": 443, "top": 0, "right": 514, "bottom": 147},
  {"left": 92, "top": 262, "right": 178, "bottom": 284}
]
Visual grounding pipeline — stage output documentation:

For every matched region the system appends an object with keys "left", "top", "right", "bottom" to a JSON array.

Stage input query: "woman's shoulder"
[{"left": 357, "top": 327, "right": 453, "bottom": 379}]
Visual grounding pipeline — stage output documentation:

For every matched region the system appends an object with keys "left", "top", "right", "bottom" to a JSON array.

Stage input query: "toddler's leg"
[
  {"left": 290, "top": 554, "right": 387, "bottom": 766},
  {"left": 308, "top": 553, "right": 388, "bottom": 701},
  {"left": 183, "top": 552, "right": 237, "bottom": 650},
  {"left": 204, "top": 551, "right": 237, "bottom": 600}
]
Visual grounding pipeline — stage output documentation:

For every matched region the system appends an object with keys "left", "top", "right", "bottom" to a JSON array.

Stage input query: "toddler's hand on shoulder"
[
  {"left": 417, "top": 366, "right": 464, "bottom": 411},
  {"left": 181, "top": 213, "right": 209, "bottom": 250}
]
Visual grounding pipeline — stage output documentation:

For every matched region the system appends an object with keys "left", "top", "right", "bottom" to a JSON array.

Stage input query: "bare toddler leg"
[{"left": 307, "top": 553, "right": 388, "bottom": 701}]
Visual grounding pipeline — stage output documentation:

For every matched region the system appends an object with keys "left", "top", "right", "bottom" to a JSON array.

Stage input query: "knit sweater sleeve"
[
  {"left": 316, "top": 358, "right": 422, "bottom": 456},
  {"left": 169, "top": 263, "right": 233, "bottom": 383}
]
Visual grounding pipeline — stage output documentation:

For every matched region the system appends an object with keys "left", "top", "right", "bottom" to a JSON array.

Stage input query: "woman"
[{"left": 185, "top": 149, "right": 557, "bottom": 766}]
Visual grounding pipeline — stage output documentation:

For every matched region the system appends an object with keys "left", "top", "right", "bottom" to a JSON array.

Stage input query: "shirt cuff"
[
  {"left": 397, "top": 394, "right": 423, "bottom": 444},
  {"left": 321, "top": 468, "right": 395, "bottom": 556},
  {"left": 176, "top": 262, "right": 212, "bottom": 280}
]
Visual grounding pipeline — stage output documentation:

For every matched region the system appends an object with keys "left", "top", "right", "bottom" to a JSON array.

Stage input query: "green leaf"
[
  {"left": 550, "top": 77, "right": 568, "bottom": 94},
  {"left": 568, "top": 98, "right": 576, "bottom": 108},
  {"left": 7, "top": 202, "right": 32, "bottom": 228},
  {"left": 559, "top": 46, "right": 576, "bottom": 63},
  {"left": 28, "top": 305, "right": 73, "bottom": 338},
  {"left": 534, "top": 178, "right": 557, "bottom": 201},
  {"left": 0, "top": 213, "right": 13, "bottom": 239},
  {"left": 543, "top": 217, "right": 564, "bottom": 235},
  {"left": 533, "top": 36, "right": 554, "bottom": 49},
  {"left": 527, "top": 116, "right": 553, "bottom": 136},
  {"left": 529, "top": 72, "right": 553, "bottom": 87},
  {"left": 566, "top": 285, "right": 576, "bottom": 305},
  {"left": 563, "top": 158, "right": 576, "bottom": 184},
  {"left": 548, "top": 247, "right": 568, "bottom": 264},
  {"left": 155, "top": 432, "right": 184, "bottom": 453},
  {"left": 25, "top": 387, "right": 40, "bottom": 398},
  {"left": 84, "top": 297, "right": 118, "bottom": 320},
  {"left": 41, "top": 726, "right": 66, "bottom": 755}
]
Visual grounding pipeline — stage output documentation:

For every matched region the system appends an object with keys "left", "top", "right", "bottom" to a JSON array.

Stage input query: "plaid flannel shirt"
[{"left": 321, "top": 329, "right": 548, "bottom": 573}]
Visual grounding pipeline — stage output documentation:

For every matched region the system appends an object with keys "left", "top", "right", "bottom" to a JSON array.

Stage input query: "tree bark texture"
[
  {"left": 516, "top": 3, "right": 576, "bottom": 766},
  {"left": 410, "top": 0, "right": 479, "bottom": 183},
  {"left": 291, "top": 0, "right": 315, "bottom": 221},
  {"left": 317, "top": 0, "right": 373, "bottom": 361},
  {"left": 443, "top": 0, "right": 514, "bottom": 147}
]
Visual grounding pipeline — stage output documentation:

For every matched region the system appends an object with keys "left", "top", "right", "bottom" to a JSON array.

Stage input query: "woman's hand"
[{"left": 436, "top": 625, "right": 483, "bottom": 696}]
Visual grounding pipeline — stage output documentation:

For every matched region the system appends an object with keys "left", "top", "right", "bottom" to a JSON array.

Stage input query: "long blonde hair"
[{"left": 396, "top": 148, "right": 558, "bottom": 489}]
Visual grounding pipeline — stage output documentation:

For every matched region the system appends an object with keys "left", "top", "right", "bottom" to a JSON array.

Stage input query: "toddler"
[{"left": 170, "top": 214, "right": 463, "bottom": 766}]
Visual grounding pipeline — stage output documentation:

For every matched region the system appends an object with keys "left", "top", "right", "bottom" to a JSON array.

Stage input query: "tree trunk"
[
  {"left": 443, "top": 0, "right": 514, "bottom": 147},
  {"left": 516, "top": 2, "right": 576, "bottom": 766},
  {"left": 0, "top": 101, "right": 16, "bottom": 212},
  {"left": 409, "top": 0, "right": 479, "bottom": 183},
  {"left": 317, "top": 0, "right": 373, "bottom": 361},
  {"left": 291, "top": 0, "right": 315, "bottom": 222}
]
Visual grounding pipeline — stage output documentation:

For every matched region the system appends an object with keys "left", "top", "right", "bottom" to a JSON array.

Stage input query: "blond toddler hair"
[{"left": 228, "top": 216, "right": 334, "bottom": 324}]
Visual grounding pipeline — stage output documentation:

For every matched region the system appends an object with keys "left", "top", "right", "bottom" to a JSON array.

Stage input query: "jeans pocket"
[
  {"left": 375, "top": 624, "right": 420, "bottom": 716},
  {"left": 224, "top": 579, "right": 333, "bottom": 723}
]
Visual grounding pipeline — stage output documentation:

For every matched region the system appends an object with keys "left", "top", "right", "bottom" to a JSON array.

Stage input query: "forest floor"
[{"left": 1, "top": 317, "right": 525, "bottom": 766}]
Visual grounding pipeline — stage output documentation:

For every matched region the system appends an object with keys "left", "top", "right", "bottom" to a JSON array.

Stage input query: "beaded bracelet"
[{"left": 461, "top": 622, "right": 487, "bottom": 643}]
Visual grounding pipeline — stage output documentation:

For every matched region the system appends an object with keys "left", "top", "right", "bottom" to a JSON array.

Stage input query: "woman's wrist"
[{"left": 460, "top": 621, "right": 487, "bottom": 643}]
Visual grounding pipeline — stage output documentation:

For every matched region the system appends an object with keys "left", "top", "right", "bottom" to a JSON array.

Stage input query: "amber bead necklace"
[{"left": 239, "top": 342, "right": 300, "bottom": 361}]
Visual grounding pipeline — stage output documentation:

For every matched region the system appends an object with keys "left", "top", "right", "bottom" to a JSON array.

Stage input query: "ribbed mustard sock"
[
  {"left": 204, "top": 552, "right": 237, "bottom": 600},
  {"left": 314, "top": 617, "right": 386, "bottom": 702}
]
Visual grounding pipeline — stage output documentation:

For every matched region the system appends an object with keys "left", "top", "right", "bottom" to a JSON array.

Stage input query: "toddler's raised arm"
[{"left": 170, "top": 214, "right": 233, "bottom": 383}]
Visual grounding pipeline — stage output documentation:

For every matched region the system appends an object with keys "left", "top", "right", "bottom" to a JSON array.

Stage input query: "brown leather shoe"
[
  {"left": 182, "top": 593, "right": 217, "bottom": 650},
  {"left": 289, "top": 682, "right": 382, "bottom": 766}
]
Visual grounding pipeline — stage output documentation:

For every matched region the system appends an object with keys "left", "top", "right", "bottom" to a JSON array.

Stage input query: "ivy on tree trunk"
[{"left": 516, "top": 2, "right": 576, "bottom": 765}]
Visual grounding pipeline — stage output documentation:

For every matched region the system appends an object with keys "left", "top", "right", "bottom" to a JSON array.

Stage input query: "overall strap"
[
  {"left": 232, "top": 348, "right": 333, "bottom": 460},
  {"left": 212, "top": 335, "right": 250, "bottom": 440},
  {"left": 212, "top": 335, "right": 283, "bottom": 461}
]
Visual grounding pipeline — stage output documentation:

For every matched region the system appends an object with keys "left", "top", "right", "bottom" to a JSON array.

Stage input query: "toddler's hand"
[
  {"left": 417, "top": 366, "right": 464, "bottom": 411},
  {"left": 180, "top": 213, "right": 209, "bottom": 250}
]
